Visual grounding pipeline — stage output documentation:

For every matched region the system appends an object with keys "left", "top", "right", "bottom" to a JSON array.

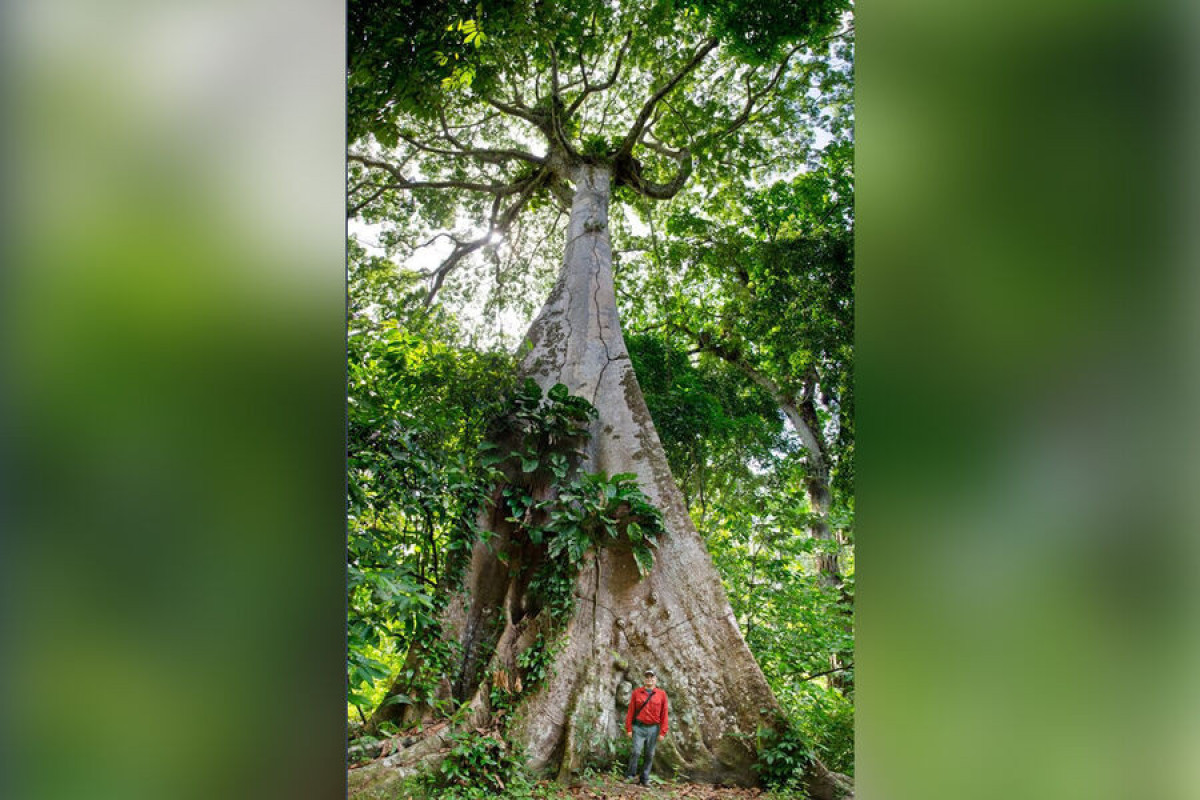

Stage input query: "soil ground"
[{"left": 541, "top": 773, "right": 789, "bottom": 800}]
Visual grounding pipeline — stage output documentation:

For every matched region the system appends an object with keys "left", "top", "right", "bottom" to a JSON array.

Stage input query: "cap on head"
[{"left": 644, "top": 669, "right": 656, "bottom": 677}]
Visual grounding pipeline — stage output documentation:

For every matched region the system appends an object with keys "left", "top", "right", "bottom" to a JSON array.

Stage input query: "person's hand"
[
  {"left": 658, "top": 733, "right": 665, "bottom": 740},
  {"left": 626, "top": 730, "right": 632, "bottom": 738}
]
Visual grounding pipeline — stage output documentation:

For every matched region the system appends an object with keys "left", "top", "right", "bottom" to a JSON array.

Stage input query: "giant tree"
[{"left": 347, "top": 1, "right": 851, "bottom": 796}]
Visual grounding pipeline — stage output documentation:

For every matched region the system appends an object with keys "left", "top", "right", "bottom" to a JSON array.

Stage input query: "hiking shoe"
[{"left": 639, "top": 778, "right": 650, "bottom": 787}]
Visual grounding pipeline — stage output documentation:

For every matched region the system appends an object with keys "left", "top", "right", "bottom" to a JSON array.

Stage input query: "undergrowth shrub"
[
  {"left": 756, "top": 723, "right": 816, "bottom": 791},
  {"left": 426, "top": 730, "right": 535, "bottom": 798}
]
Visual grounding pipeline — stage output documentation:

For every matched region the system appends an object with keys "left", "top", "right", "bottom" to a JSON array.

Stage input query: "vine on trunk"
[{"left": 482, "top": 380, "right": 665, "bottom": 623}]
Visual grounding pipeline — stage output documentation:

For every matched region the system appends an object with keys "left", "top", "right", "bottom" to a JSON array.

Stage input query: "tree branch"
[
  {"left": 713, "top": 44, "right": 805, "bottom": 143},
  {"left": 622, "top": 149, "right": 693, "bottom": 200},
  {"left": 485, "top": 97, "right": 543, "bottom": 127},
  {"left": 399, "top": 134, "right": 544, "bottom": 166},
  {"left": 677, "top": 319, "right": 830, "bottom": 472},
  {"left": 639, "top": 129, "right": 684, "bottom": 160},
  {"left": 422, "top": 168, "right": 550, "bottom": 305},
  {"left": 347, "top": 154, "right": 527, "bottom": 195},
  {"left": 347, "top": 184, "right": 390, "bottom": 216},
  {"left": 618, "top": 37, "right": 719, "bottom": 159},
  {"left": 787, "top": 663, "right": 853, "bottom": 683},
  {"left": 566, "top": 31, "right": 633, "bottom": 117}
]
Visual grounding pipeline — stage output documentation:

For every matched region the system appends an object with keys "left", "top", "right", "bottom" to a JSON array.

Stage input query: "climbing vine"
[{"left": 482, "top": 380, "right": 665, "bottom": 617}]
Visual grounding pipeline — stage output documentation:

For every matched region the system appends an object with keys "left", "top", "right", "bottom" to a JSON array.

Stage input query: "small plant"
[
  {"left": 431, "top": 730, "right": 522, "bottom": 795},
  {"left": 527, "top": 559, "right": 577, "bottom": 620},
  {"left": 756, "top": 723, "right": 817, "bottom": 791},
  {"left": 516, "top": 633, "right": 561, "bottom": 690},
  {"left": 543, "top": 470, "right": 664, "bottom": 576}
]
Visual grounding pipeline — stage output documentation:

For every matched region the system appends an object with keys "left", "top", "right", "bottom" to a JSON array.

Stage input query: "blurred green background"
[
  {"left": 1, "top": 1, "right": 1197, "bottom": 799},
  {"left": 2, "top": 1, "right": 346, "bottom": 799},
  {"left": 857, "top": 0, "right": 1199, "bottom": 798}
]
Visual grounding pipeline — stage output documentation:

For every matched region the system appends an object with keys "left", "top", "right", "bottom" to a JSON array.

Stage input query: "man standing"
[{"left": 624, "top": 669, "right": 668, "bottom": 786}]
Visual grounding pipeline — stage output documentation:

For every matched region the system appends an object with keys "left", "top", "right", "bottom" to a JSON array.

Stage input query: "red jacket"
[{"left": 625, "top": 686, "right": 668, "bottom": 734}]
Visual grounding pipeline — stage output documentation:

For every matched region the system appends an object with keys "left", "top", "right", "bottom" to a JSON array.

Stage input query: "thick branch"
[
  {"left": 485, "top": 96, "right": 544, "bottom": 128},
  {"left": 618, "top": 37, "right": 719, "bottom": 159},
  {"left": 639, "top": 129, "right": 684, "bottom": 160},
  {"left": 348, "top": 154, "right": 527, "bottom": 195},
  {"left": 621, "top": 149, "right": 693, "bottom": 200},
  {"left": 399, "top": 134, "right": 544, "bottom": 166},
  {"left": 566, "top": 31, "right": 633, "bottom": 117}
]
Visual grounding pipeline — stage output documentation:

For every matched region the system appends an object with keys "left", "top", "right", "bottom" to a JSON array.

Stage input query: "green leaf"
[{"left": 632, "top": 545, "right": 655, "bottom": 577}]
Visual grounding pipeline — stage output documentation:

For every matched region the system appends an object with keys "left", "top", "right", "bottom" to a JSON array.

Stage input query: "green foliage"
[
  {"left": 788, "top": 684, "right": 854, "bottom": 776},
  {"left": 348, "top": 0, "right": 520, "bottom": 138},
  {"left": 483, "top": 378, "right": 597, "bottom": 472},
  {"left": 626, "top": 333, "right": 785, "bottom": 507},
  {"left": 693, "top": 0, "right": 850, "bottom": 63},
  {"left": 429, "top": 730, "right": 528, "bottom": 797},
  {"left": 488, "top": 380, "right": 666, "bottom": 586},
  {"left": 516, "top": 633, "right": 561, "bottom": 690},
  {"left": 756, "top": 723, "right": 816, "bottom": 790},
  {"left": 542, "top": 471, "right": 664, "bottom": 576},
  {"left": 526, "top": 558, "right": 577, "bottom": 621},
  {"left": 346, "top": 242, "right": 516, "bottom": 715}
]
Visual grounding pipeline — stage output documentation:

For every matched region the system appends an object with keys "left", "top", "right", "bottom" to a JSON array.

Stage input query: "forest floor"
[{"left": 540, "top": 772, "right": 792, "bottom": 799}]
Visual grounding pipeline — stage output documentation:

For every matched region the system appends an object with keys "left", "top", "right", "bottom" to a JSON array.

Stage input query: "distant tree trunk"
[
  {"left": 351, "top": 164, "right": 850, "bottom": 797},
  {"left": 774, "top": 393, "right": 851, "bottom": 692},
  {"left": 694, "top": 355, "right": 852, "bottom": 693}
]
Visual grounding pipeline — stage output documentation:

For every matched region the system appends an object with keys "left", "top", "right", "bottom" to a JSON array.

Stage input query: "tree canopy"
[{"left": 348, "top": 0, "right": 850, "bottom": 306}]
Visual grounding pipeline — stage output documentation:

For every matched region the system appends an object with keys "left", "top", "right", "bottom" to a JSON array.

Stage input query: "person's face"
[{"left": 644, "top": 674, "right": 657, "bottom": 688}]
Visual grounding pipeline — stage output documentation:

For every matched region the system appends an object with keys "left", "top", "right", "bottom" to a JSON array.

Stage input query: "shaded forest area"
[{"left": 346, "top": 1, "right": 853, "bottom": 797}]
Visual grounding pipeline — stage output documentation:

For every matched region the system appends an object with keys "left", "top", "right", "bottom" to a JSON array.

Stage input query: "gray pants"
[{"left": 626, "top": 721, "right": 661, "bottom": 782}]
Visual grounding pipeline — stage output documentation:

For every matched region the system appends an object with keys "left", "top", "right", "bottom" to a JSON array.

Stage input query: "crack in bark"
[
  {"left": 573, "top": 591, "right": 619, "bottom": 618},
  {"left": 545, "top": 225, "right": 599, "bottom": 381},
  {"left": 649, "top": 609, "right": 730, "bottom": 640},
  {"left": 591, "top": 554, "right": 601, "bottom": 651},
  {"left": 590, "top": 232, "right": 615, "bottom": 406}
]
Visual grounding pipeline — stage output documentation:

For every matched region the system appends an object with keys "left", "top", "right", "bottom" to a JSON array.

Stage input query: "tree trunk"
[
  {"left": 505, "top": 163, "right": 781, "bottom": 781},
  {"left": 776, "top": 396, "right": 851, "bottom": 691},
  {"left": 776, "top": 398, "right": 841, "bottom": 591},
  {"left": 351, "top": 164, "right": 848, "bottom": 795}
]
